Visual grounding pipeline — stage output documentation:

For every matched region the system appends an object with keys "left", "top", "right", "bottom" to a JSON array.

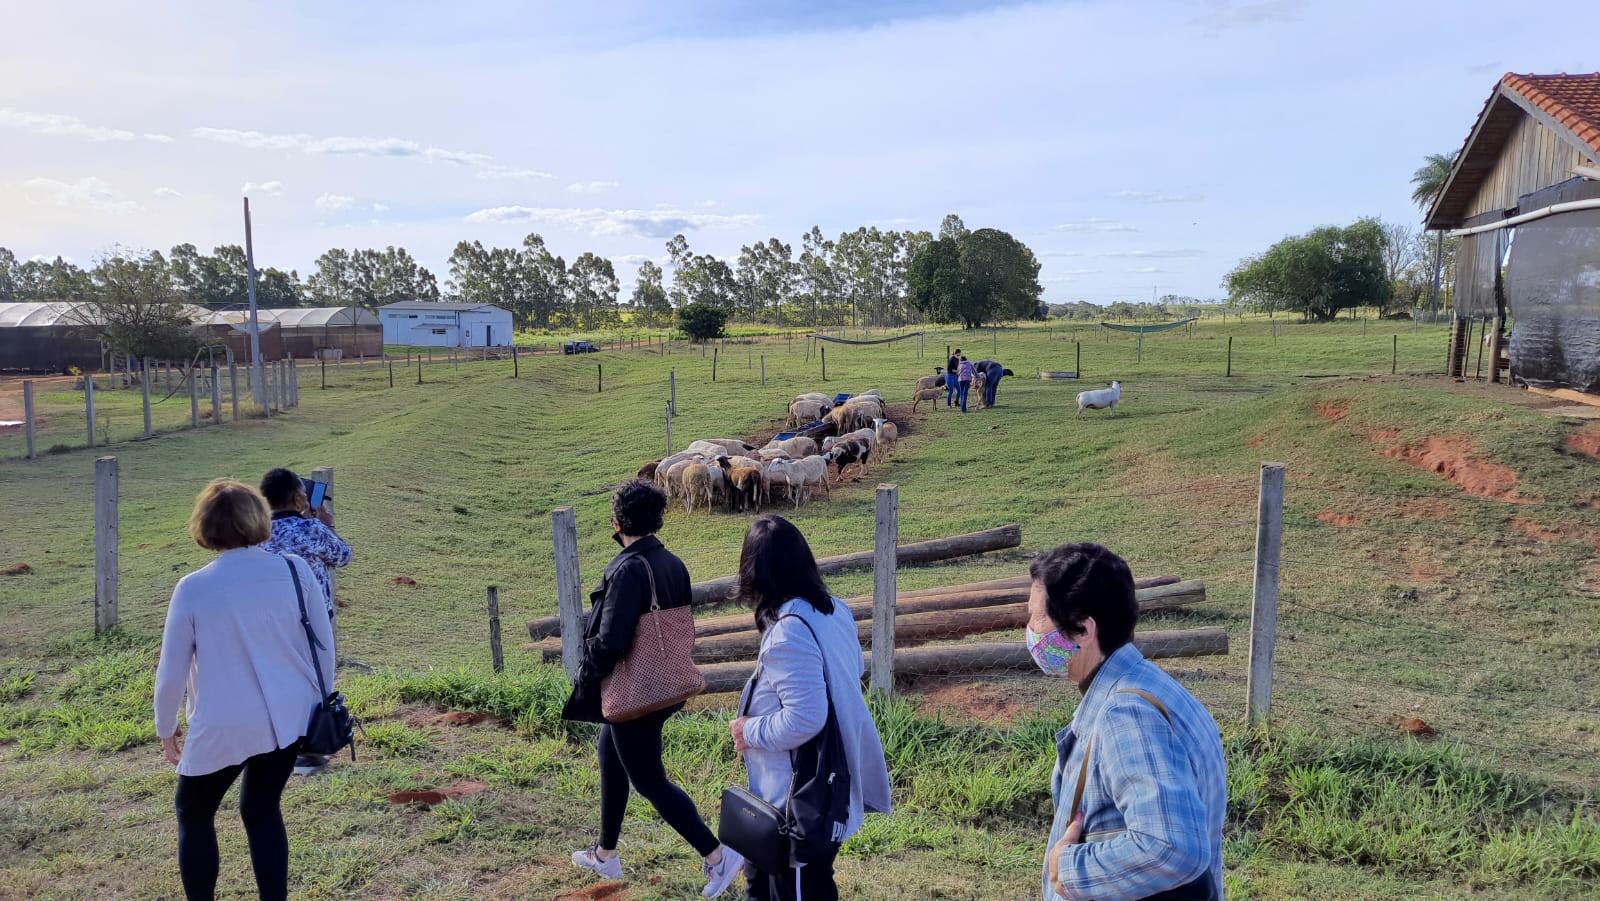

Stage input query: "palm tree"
[{"left": 1411, "top": 152, "right": 1455, "bottom": 209}]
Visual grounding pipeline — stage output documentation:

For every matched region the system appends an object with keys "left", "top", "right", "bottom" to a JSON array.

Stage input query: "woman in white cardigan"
[
  {"left": 729, "top": 515, "right": 892, "bottom": 901},
  {"left": 154, "top": 480, "right": 334, "bottom": 901}
]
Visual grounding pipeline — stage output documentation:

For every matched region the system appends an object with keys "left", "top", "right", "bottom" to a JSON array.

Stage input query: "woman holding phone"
[{"left": 729, "top": 515, "right": 892, "bottom": 900}]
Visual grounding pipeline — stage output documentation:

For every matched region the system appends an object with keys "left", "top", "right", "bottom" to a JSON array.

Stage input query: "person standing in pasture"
[
  {"left": 259, "top": 467, "right": 351, "bottom": 777},
  {"left": 155, "top": 480, "right": 334, "bottom": 901},
  {"left": 956, "top": 355, "right": 976, "bottom": 412},
  {"left": 946, "top": 347, "right": 962, "bottom": 407},
  {"left": 729, "top": 515, "right": 892, "bottom": 900},
  {"left": 1029, "top": 542, "right": 1226, "bottom": 901},
  {"left": 562, "top": 479, "right": 746, "bottom": 897},
  {"left": 975, "top": 359, "right": 1014, "bottom": 408}
]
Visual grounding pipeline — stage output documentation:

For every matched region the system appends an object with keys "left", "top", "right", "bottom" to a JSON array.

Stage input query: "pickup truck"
[{"left": 563, "top": 340, "right": 599, "bottom": 354}]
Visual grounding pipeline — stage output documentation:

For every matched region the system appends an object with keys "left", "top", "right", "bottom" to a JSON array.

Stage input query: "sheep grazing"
[
  {"left": 663, "top": 458, "right": 698, "bottom": 501},
  {"left": 822, "top": 427, "right": 876, "bottom": 457},
  {"left": 824, "top": 439, "right": 872, "bottom": 481},
  {"left": 911, "top": 386, "right": 943, "bottom": 414},
  {"left": 827, "top": 396, "right": 884, "bottom": 433},
  {"left": 728, "top": 465, "right": 765, "bottom": 512},
  {"left": 686, "top": 438, "right": 756, "bottom": 457},
  {"left": 915, "top": 368, "right": 945, "bottom": 392},
  {"left": 767, "top": 455, "right": 830, "bottom": 508},
  {"left": 637, "top": 461, "right": 659, "bottom": 481},
  {"left": 873, "top": 417, "right": 898, "bottom": 458},
  {"left": 764, "top": 435, "right": 819, "bottom": 459},
  {"left": 788, "top": 399, "right": 825, "bottom": 427},
  {"left": 680, "top": 463, "right": 711, "bottom": 513},
  {"left": 1076, "top": 380, "right": 1122, "bottom": 416}
]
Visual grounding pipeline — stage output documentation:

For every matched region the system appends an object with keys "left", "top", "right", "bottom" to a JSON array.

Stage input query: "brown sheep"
[
  {"left": 911, "top": 386, "right": 943, "bottom": 414},
  {"left": 637, "top": 461, "right": 659, "bottom": 481},
  {"left": 728, "top": 465, "right": 765, "bottom": 512},
  {"left": 681, "top": 463, "right": 712, "bottom": 513}
]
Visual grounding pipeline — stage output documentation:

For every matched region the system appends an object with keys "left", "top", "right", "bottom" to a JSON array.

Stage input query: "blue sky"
[{"left": 1, "top": 0, "right": 1593, "bottom": 301}]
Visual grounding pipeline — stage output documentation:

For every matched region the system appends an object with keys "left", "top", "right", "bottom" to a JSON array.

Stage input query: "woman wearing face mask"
[
  {"left": 1027, "top": 543, "right": 1227, "bottom": 901},
  {"left": 562, "top": 479, "right": 746, "bottom": 898}
]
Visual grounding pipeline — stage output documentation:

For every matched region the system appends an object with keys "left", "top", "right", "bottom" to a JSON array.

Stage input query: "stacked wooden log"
[{"left": 526, "top": 574, "right": 1220, "bottom": 670}]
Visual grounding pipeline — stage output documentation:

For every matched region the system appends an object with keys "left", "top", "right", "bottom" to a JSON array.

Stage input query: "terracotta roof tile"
[{"left": 1502, "top": 72, "right": 1600, "bottom": 156}]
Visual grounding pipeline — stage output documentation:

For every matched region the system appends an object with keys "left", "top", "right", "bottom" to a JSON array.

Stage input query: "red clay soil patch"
[
  {"left": 1315, "top": 511, "right": 1363, "bottom": 528},
  {"left": 914, "top": 682, "right": 1027, "bottom": 725},
  {"left": 386, "top": 781, "right": 488, "bottom": 806},
  {"left": 1511, "top": 518, "right": 1560, "bottom": 543},
  {"left": 1396, "top": 716, "right": 1436, "bottom": 739},
  {"left": 1368, "top": 428, "right": 1402, "bottom": 444},
  {"left": 1568, "top": 425, "right": 1600, "bottom": 461},
  {"left": 1245, "top": 434, "right": 1266, "bottom": 449},
  {"left": 1379, "top": 434, "right": 1533, "bottom": 502},
  {"left": 1, "top": 563, "right": 30, "bottom": 576},
  {"left": 1314, "top": 400, "right": 1352, "bottom": 422},
  {"left": 391, "top": 576, "right": 416, "bottom": 586},
  {"left": 555, "top": 883, "right": 630, "bottom": 901}
]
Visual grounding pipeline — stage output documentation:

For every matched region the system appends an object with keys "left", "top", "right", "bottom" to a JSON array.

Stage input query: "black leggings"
[
  {"left": 745, "top": 843, "right": 840, "bottom": 901},
  {"left": 598, "top": 705, "right": 719, "bottom": 856},
  {"left": 174, "top": 744, "right": 298, "bottom": 900}
]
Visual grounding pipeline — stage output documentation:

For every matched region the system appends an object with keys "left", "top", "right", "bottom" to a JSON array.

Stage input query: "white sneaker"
[
  {"left": 571, "top": 845, "right": 623, "bottom": 879},
  {"left": 701, "top": 845, "right": 744, "bottom": 898}
]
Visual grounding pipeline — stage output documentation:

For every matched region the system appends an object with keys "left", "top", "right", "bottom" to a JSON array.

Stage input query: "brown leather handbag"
[{"left": 600, "top": 558, "right": 705, "bottom": 722}]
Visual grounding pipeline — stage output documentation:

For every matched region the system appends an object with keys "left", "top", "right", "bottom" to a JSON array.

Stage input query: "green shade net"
[
  {"left": 808, "top": 331, "right": 925, "bottom": 345},
  {"left": 1098, "top": 318, "right": 1197, "bottom": 334}
]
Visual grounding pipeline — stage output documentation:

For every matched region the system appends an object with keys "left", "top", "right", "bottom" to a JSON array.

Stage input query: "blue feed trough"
[
  {"left": 831, "top": 393, "right": 851, "bottom": 406},
  {"left": 773, "top": 431, "right": 797, "bottom": 441}
]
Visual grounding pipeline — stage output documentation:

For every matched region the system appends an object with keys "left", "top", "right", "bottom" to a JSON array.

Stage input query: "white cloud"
[
  {"left": 143, "top": 133, "right": 175, "bottom": 143},
  {"left": 29, "top": 254, "right": 74, "bottom": 264},
  {"left": 1054, "top": 267, "right": 1101, "bottom": 275},
  {"left": 241, "top": 180, "right": 285, "bottom": 196},
  {"left": 22, "top": 176, "right": 142, "bottom": 214},
  {"left": 475, "top": 166, "right": 555, "bottom": 181},
  {"left": 1040, "top": 249, "right": 1086, "bottom": 257},
  {"left": 1, "top": 108, "right": 135, "bottom": 141},
  {"left": 193, "top": 127, "right": 492, "bottom": 166},
  {"left": 566, "top": 180, "right": 620, "bottom": 194},
  {"left": 153, "top": 186, "right": 184, "bottom": 198},
  {"left": 1054, "top": 218, "right": 1137, "bottom": 233},
  {"left": 1126, "top": 266, "right": 1164, "bottom": 273},
  {"left": 614, "top": 253, "right": 665, "bottom": 265},
  {"left": 462, "top": 206, "right": 760, "bottom": 239},
  {"left": 698, "top": 200, "right": 718, "bottom": 208},
  {"left": 371, "top": 202, "right": 390, "bottom": 213},
  {"left": 1192, "top": 0, "right": 1308, "bottom": 29},
  {"left": 1115, "top": 190, "right": 1203, "bottom": 203},
  {"left": 1100, "top": 249, "right": 1204, "bottom": 258},
  {"left": 315, "top": 193, "right": 356, "bottom": 211}
]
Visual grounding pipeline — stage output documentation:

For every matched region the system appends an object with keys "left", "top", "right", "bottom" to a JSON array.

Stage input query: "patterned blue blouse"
[{"left": 262, "top": 513, "right": 351, "bottom": 615}]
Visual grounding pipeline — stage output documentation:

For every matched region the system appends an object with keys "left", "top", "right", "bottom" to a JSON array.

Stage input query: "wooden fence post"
[
  {"left": 321, "top": 358, "right": 327, "bottom": 390},
  {"left": 1076, "top": 340, "right": 1081, "bottom": 376},
  {"left": 670, "top": 369, "right": 676, "bottom": 415},
  {"left": 291, "top": 358, "right": 299, "bottom": 406},
  {"left": 598, "top": 363, "right": 603, "bottom": 393},
  {"left": 85, "top": 373, "right": 97, "bottom": 447},
  {"left": 190, "top": 368, "right": 201, "bottom": 427},
  {"left": 95, "top": 456, "right": 119, "bottom": 632},
  {"left": 1226, "top": 336, "right": 1233, "bottom": 377},
  {"left": 712, "top": 348, "right": 718, "bottom": 382},
  {"left": 212, "top": 366, "right": 223, "bottom": 424},
  {"left": 871, "top": 483, "right": 899, "bottom": 694},
  {"left": 1392, "top": 334, "right": 1398, "bottom": 375},
  {"left": 389, "top": 361, "right": 394, "bottom": 388},
  {"left": 665, "top": 402, "right": 673, "bottom": 455},
  {"left": 136, "top": 361, "right": 151, "bottom": 437},
  {"left": 229, "top": 362, "right": 240, "bottom": 421},
  {"left": 821, "top": 346, "right": 827, "bottom": 381},
  {"left": 1246, "top": 462, "right": 1285, "bottom": 726},
  {"left": 552, "top": 506, "right": 584, "bottom": 680},
  {"left": 761, "top": 354, "right": 766, "bottom": 386},
  {"left": 512, "top": 344, "right": 519, "bottom": 378},
  {"left": 487, "top": 586, "right": 504, "bottom": 673},
  {"left": 23, "top": 380, "right": 36, "bottom": 459}
]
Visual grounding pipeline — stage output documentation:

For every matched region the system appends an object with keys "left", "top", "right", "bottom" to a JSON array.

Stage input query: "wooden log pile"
[{"left": 527, "top": 575, "right": 1209, "bottom": 665}]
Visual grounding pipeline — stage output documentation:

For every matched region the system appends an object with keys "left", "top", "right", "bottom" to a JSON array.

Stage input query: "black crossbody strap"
[{"left": 285, "top": 557, "right": 330, "bottom": 700}]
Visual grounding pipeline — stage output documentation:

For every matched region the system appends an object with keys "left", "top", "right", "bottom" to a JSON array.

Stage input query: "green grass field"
[{"left": 3, "top": 319, "right": 1598, "bottom": 899}]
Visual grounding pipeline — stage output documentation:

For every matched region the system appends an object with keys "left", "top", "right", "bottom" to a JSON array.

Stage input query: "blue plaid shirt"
[
  {"left": 262, "top": 514, "right": 350, "bottom": 616},
  {"left": 1043, "top": 643, "right": 1227, "bottom": 900}
]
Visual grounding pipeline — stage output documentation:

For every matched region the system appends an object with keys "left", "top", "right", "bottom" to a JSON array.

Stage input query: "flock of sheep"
[{"left": 636, "top": 390, "right": 899, "bottom": 513}]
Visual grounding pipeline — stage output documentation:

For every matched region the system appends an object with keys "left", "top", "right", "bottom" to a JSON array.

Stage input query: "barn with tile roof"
[{"left": 1426, "top": 73, "right": 1600, "bottom": 394}]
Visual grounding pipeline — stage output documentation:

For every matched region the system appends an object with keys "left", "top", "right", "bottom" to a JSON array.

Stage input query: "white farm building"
[{"left": 378, "top": 301, "right": 514, "bottom": 348}]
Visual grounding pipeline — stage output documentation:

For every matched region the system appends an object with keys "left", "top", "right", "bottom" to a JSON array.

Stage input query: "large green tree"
[
  {"left": 566, "top": 252, "right": 620, "bottom": 329},
  {"left": 309, "top": 246, "right": 438, "bottom": 309},
  {"left": 631, "top": 260, "right": 672, "bottom": 326},
  {"left": 64, "top": 251, "right": 201, "bottom": 360},
  {"left": 1226, "top": 218, "right": 1391, "bottom": 321},
  {"left": 907, "top": 219, "right": 1042, "bottom": 327}
]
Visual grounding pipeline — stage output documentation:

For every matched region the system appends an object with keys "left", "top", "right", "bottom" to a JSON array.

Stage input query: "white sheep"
[
  {"left": 1076, "top": 380, "right": 1122, "bottom": 416},
  {"left": 685, "top": 438, "right": 755, "bottom": 457},
  {"left": 764, "top": 435, "right": 819, "bottom": 458}
]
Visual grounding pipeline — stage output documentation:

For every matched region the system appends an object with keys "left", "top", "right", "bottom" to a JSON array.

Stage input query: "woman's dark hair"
[
  {"left": 612, "top": 479, "right": 667, "bottom": 537},
  {"left": 259, "top": 468, "right": 303, "bottom": 510},
  {"left": 736, "top": 515, "right": 834, "bottom": 630},
  {"left": 1029, "top": 542, "right": 1137, "bottom": 652}
]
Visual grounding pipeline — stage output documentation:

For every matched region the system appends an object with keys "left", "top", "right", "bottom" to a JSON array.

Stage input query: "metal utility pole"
[{"left": 243, "top": 198, "right": 265, "bottom": 410}]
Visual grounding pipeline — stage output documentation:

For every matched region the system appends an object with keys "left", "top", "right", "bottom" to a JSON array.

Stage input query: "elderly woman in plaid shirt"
[{"left": 1026, "top": 543, "right": 1227, "bottom": 901}]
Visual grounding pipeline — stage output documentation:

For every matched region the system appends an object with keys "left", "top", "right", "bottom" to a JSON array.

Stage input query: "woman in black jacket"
[{"left": 562, "top": 479, "right": 745, "bottom": 897}]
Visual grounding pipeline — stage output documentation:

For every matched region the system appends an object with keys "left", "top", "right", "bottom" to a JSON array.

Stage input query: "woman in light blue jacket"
[{"left": 729, "top": 515, "right": 892, "bottom": 901}]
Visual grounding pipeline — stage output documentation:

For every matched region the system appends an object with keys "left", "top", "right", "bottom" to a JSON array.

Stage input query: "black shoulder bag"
[
  {"left": 285, "top": 558, "right": 358, "bottom": 760},
  {"left": 718, "top": 614, "right": 852, "bottom": 877}
]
